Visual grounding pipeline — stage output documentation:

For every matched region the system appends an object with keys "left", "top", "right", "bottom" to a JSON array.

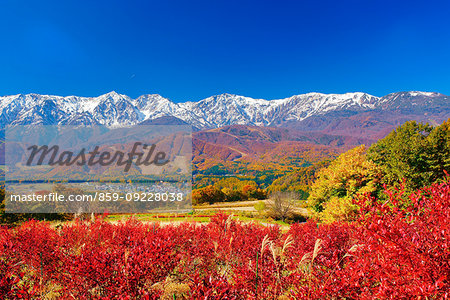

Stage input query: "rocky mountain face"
[
  {"left": 1, "top": 90, "right": 448, "bottom": 168},
  {"left": 1, "top": 91, "right": 447, "bottom": 130}
]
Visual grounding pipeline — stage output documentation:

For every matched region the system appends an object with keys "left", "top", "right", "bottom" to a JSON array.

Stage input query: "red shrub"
[{"left": 0, "top": 180, "right": 448, "bottom": 298}]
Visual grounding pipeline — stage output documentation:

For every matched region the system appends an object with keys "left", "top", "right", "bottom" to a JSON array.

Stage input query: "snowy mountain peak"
[
  {"left": 98, "top": 91, "right": 131, "bottom": 102},
  {"left": 0, "top": 91, "right": 446, "bottom": 129}
]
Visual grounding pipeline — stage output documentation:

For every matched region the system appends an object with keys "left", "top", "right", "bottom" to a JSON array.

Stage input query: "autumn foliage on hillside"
[
  {"left": 308, "top": 119, "right": 450, "bottom": 222},
  {"left": 1, "top": 178, "right": 449, "bottom": 299}
]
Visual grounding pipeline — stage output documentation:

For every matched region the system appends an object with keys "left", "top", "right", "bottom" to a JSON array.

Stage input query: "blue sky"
[{"left": 1, "top": 0, "right": 449, "bottom": 102}]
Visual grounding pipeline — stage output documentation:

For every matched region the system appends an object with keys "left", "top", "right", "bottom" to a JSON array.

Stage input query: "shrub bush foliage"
[{"left": 1, "top": 178, "right": 449, "bottom": 299}]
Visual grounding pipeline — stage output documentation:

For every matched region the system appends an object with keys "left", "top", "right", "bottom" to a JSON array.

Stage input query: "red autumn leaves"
[{"left": 1, "top": 179, "right": 449, "bottom": 299}]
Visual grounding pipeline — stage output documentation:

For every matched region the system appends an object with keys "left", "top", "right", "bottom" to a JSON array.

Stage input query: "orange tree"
[{"left": 192, "top": 185, "right": 226, "bottom": 205}]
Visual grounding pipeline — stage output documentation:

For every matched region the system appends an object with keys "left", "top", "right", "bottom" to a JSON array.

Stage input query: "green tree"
[
  {"left": 426, "top": 119, "right": 450, "bottom": 183},
  {"left": 367, "top": 119, "right": 450, "bottom": 190}
]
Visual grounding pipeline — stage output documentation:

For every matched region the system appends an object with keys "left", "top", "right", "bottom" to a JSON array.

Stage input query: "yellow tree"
[{"left": 307, "top": 145, "right": 382, "bottom": 223}]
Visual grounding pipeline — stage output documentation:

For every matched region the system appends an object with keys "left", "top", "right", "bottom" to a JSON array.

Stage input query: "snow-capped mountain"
[{"left": 0, "top": 91, "right": 448, "bottom": 129}]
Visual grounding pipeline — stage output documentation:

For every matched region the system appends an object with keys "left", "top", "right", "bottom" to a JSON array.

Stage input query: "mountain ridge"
[{"left": 0, "top": 91, "right": 447, "bottom": 129}]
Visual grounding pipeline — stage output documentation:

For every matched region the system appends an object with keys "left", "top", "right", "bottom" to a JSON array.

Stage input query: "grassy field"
[
  {"left": 104, "top": 211, "right": 291, "bottom": 228},
  {"left": 102, "top": 198, "right": 306, "bottom": 229}
]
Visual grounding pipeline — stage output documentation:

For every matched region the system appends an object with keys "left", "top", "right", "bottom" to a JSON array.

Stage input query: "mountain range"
[
  {"left": 1, "top": 91, "right": 448, "bottom": 170},
  {"left": 1, "top": 91, "right": 448, "bottom": 132}
]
